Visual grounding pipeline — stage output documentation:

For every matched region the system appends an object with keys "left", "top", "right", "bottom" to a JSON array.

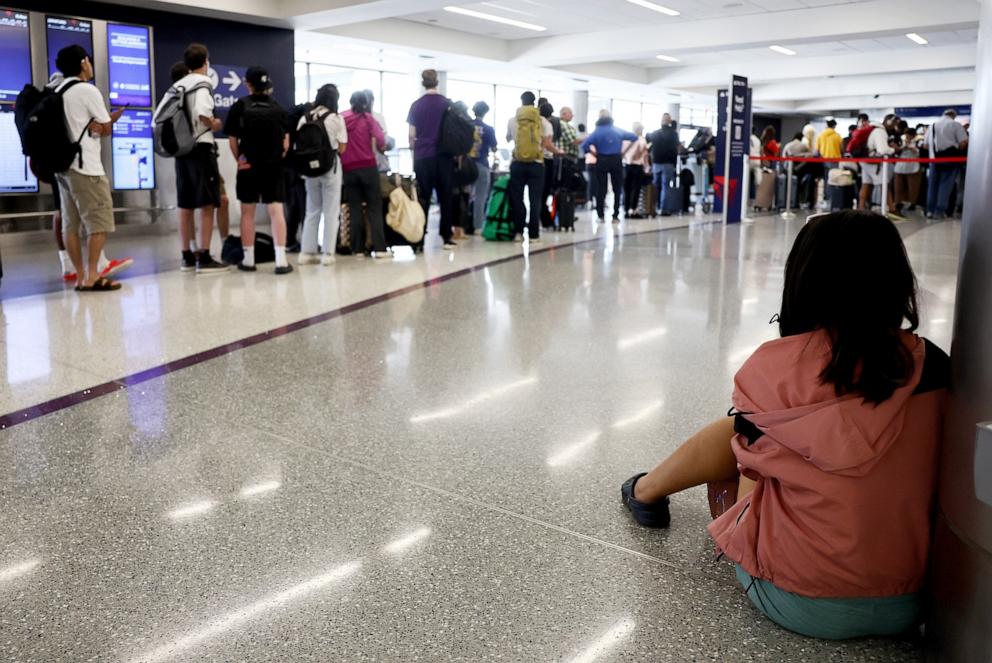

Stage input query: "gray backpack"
[{"left": 153, "top": 82, "right": 212, "bottom": 158}]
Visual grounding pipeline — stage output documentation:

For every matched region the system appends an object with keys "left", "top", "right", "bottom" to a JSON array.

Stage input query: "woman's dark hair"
[
  {"left": 315, "top": 84, "right": 339, "bottom": 113},
  {"left": 577, "top": 123, "right": 586, "bottom": 132},
  {"left": 539, "top": 103, "right": 553, "bottom": 119},
  {"left": 56, "top": 45, "right": 89, "bottom": 77},
  {"left": 170, "top": 61, "right": 189, "bottom": 83},
  {"left": 760, "top": 125, "right": 776, "bottom": 144},
  {"left": 779, "top": 211, "right": 919, "bottom": 404},
  {"left": 350, "top": 90, "right": 370, "bottom": 114},
  {"left": 793, "top": 132, "right": 804, "bottom": 141}
]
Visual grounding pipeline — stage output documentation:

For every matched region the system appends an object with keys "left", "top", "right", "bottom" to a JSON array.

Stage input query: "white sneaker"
[
  {"left": 371, "top": 250, "right": 393, "bottom": 260},
  {"left": 298, "top": 253, "right": 321, "bottom": 265},
  {"left": 320, "top": 254, "right": 337, "bottom": 265}
]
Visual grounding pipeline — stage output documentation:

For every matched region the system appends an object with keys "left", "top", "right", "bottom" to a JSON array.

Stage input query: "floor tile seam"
[
  {"left": 0, "top": 222, "right": 702, "bottom": 430},
  {"left": 253, "top": 426, "right": 732, "bottom": 583}
]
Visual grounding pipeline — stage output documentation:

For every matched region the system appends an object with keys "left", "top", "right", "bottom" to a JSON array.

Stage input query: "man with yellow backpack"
[{"left": 506, "top": 91, "right": 557, "bottom": 244}]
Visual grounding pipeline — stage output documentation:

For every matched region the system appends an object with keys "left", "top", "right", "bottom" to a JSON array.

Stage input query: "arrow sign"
[{"left": 222, "top": 70, "right": 242, "bottom": 92}]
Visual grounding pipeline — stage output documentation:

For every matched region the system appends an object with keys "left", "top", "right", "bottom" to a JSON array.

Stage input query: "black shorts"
[
  {"left": 175, "top": 143, "right": 221, "bottom": 209},
  {"left": 236, "top": 162, "right": 285, "bottom": 204}
]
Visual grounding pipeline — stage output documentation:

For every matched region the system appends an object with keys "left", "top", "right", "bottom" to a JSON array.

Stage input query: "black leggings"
[{"left": 623, "top": 164, "right": 643, "bottom": 213}]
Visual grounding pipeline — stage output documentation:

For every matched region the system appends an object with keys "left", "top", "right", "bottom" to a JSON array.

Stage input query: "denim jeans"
[
  {"left": 471, "top": 163, "right": 490, "bottom": 233},
  {"left": 509, "top": 160, "right": 544, "bottom": 239},
  {"left": 927, "top": 163, "right": 960, "bottom": 216},
  {"left": 301, "top": 166, "right": 343, "bottom": 255},
  {"left": 652, "top": 163, "right": 676, "bottom": 211}
]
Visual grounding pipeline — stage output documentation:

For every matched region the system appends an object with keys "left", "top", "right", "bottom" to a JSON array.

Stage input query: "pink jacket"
[
  {"left": 708, "top": 330, "right": 946, "bottom": 598},
  {"left": 340, "top": 110, "right": 385, "bottom": 172}
]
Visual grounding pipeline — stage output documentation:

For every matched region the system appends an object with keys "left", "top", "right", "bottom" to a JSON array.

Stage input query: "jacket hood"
[{"left": 732, "top": 331, "right": 924, "bottom": 476}]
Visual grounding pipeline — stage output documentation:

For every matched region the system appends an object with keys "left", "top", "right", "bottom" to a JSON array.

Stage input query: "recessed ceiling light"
[
  {"left": 443, "top": 6, "right": 547, "bottom": 31},
  {"left": 656, "top": 54, "right": 680, "bottom": 62},
  {"left": 625, "top": 0, "right": 681, "bottom": 16},
  {"left": 906, "top": 32, "right": 929, "bottom": 45},
  {"left": 769, "top": 45, "right": 797, "bottom": 56}
]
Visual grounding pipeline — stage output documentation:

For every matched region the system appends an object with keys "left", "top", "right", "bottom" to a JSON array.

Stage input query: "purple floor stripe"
[{"left": 0, "top": 224, "right": 698, "bottom": 430}]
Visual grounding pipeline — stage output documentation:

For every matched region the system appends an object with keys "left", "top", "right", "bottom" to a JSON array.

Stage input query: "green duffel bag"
[{"left": 482, "top": 175, "right": 515, "bottom": 241}]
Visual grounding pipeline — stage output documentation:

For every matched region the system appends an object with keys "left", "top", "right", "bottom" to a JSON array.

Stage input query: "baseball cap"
[{"left": 245, "top": 66, "right": 272, "bottom": 90}]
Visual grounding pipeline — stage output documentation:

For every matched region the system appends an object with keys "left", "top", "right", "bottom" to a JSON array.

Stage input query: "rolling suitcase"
[
  {"left": 640, "top": 183, "right": 657, "bottom": 217},
  {"left": 754, "top": 170, "right": 775, "bottom": 210},
  {"left": 661, "top": 180, "right": 681, "bottom": 215},
  {"left": 775, "top": 172, "right": 799, "bottom": 210},
  {"left": 556, "top": 189, "right": 576, "bottom": 231},
  {"left": 830, "top": 185, "right": 855, "bottom": 211}
]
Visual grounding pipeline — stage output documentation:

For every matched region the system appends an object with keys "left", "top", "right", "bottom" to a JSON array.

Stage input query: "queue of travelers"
[{"left": 23, "top": 46, "right": 970, "bottom": 292}]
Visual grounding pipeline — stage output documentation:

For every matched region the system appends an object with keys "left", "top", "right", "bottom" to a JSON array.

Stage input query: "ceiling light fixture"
[
  {"left": 905, "top": 32, "right": 929, "bottom": 45},
  {"left": 655, "top": 54, "right": 680, "bottom": 63},
  {"left": 625, "top": 0, "right": 681, "bottom": 16},
  {"left": 769, "top": 44, "right": 797, "bottom": 56},
  {"left": 443, "top": 6, "right": 547, "bottom": 31}
]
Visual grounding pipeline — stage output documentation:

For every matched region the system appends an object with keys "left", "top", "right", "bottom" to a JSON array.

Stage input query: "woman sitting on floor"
[{"left": 621, "top": 210, "right": 949, "bottom": 640}]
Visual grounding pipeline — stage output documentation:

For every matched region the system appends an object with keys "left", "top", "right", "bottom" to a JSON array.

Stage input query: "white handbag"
[
  {"left": 828, "top": 168, "right": 855, "bottom": 187},
  {"left": 386, "top": 175, "right": 426, "bottom": 244}
]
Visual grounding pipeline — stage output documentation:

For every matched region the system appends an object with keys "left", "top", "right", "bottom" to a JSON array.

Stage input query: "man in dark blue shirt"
[
  {"left": 470, "top": 101, "right": 498, "bottom": 234},
  {"left": 582, "top": 116, "right": 638, "bottom": 222}
]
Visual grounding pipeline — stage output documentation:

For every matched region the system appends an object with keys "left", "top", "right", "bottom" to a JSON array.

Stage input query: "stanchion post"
[
  {"left": 881, "top": 160, "right": 889, "bottom": 217},
  {"left": 781, "top": 159, "right": 796, "bottom": 219},
  {"left": 741, "top": 155, "right": 753, "bottom": 223}
]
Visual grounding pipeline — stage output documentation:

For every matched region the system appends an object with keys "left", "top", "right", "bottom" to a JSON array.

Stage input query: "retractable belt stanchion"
[
  {"left": 780, "top": 160, "right": 796, "bottom": 220},
  {"left": 741, "top": 154, "right": 753, "bottom": 223},
  {"left": 880, "top": 161, "right": 890, "bottom": 217}
]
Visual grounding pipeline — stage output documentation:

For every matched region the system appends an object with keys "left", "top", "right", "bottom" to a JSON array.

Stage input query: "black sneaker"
[
  {"left": 195, "top": 253, "right": 230, "bottom": 274},
  {"left": 275, "top": 264, "right": 294, "bottom": 275},
  {"left": 621, "top": 473, "right": 671, "bottom": 528},
  {"left": 180, "top": 251, "right": 196, "bottom": 272},
  {"left": 442, "top": 240, "right": 457, "bottom": 251},
  {"left": 237, "top": 263, "right": 257, "bottom": 272}
]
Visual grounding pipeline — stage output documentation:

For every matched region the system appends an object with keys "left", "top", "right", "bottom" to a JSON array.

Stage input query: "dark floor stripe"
[{"left": 1, "top": 223, "right": 699, "bottom": 430}]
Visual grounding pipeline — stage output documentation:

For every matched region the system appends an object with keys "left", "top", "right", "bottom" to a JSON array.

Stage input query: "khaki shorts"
[{"left": 56, "top": 170, "right": 115, "bottom": 236}]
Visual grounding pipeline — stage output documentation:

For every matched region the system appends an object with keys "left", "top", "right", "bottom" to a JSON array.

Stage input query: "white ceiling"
[{"left": 105, "top": 0, "right": 983, "bottom": 113}]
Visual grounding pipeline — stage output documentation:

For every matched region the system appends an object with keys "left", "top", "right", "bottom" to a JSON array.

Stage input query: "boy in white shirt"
[{"left": 53, "top": 45, "right": 126, "bottom": 291}]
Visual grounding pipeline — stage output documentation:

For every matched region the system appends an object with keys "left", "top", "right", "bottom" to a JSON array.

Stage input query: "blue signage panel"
[
  {"left": 714, "top": 88, "right": 728, "bottom": 215},
  {"left": 112, "top": 109, "right": 155, "bottom": 190},
  {"left": 0, "top": 8, "right": 31, "bottom": 103},
  {"left": 46, "top": 16, "right": 93, "bottom": 82},
  {"left": 207, "top": 63, "right": 248, "bottom": 128},
  {"left": 107, "top": 23, "right": 152, "bottom": 108},
  {"left": 725, "top": 75, "right": 749, "bottom": 224}
]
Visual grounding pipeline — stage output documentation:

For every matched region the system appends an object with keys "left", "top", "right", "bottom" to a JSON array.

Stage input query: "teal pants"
[{"left": 735, "top": 566, "right": 921, "bottom": 640}]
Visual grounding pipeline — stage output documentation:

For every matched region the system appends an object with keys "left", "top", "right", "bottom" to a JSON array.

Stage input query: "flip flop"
[{"left": 75, "top": 277, "right": 122, "bottom": 292}]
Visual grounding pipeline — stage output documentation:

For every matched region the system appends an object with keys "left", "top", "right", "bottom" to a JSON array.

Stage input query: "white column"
[{"left": 571, "top": 90, "right": 589, "bottom": 129}]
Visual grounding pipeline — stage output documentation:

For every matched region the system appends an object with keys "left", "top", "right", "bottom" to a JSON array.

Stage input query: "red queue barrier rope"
[{"left": 746, "top": 155, "right": 967, "bottom": 164}]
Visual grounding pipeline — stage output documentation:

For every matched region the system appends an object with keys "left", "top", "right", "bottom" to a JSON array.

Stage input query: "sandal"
[{"left": 75, "top": 277, "right": 122, "bottom": 292}]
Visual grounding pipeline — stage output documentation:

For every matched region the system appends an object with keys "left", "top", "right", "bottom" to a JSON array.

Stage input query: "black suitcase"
[
  {"left": 556, "top": 189, "right": 576, "bottom": 231},
  {"left": 662, "top": 180, "right": 681, "bottom": 215},
  {"left": 775, "top": 172, "right": 799, "bottom": 210},
  {"left": 830, "top": 185, "right": 855, "bottom": 211}
]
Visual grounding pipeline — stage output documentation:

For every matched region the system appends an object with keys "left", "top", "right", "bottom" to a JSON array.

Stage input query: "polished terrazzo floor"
[{"left": 0, "top": 209, "right": 958, "bottom": 661}]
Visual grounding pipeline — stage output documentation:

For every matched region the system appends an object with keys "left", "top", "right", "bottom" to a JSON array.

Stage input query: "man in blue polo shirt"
[{"left": 582, "top": 115, "right": 638, "bottom": 223}]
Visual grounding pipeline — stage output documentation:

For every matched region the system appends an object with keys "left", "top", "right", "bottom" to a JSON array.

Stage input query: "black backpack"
[
  {"left": 15, "top": 80, "right": 88, "bottom": 182},
  {"left": 221, "top": 232, "right": 276, "bottom": 265},
  {"left": 293, "top": 109, "right": 337, "bottom": 177},
  {"left": 239, "top": 97, "right": 285, "bottom": 165},
  {"left": 439, "top": 105, "right": 476, "bottom": 156}
]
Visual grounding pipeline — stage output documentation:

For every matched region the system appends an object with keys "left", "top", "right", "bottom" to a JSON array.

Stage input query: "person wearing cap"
[
  {"left": 224, "top": 65, "right": 293, "bottom": 274},
  {"left": 52, "top": 45, "right": 132, "bottom": 291}
]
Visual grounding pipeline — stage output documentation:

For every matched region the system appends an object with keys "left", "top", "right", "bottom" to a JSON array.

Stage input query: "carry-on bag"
[
  {"left": 556, "top": 189, "right": 576, "bottom": 231},
  {"left": 482, "top": 175, "right": 515, "bottom": 241},
  {"left": 754, "top": 169, "right": 776, "bottom": 210}
]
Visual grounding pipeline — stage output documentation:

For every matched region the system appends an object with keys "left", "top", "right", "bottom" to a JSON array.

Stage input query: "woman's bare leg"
[{"left": 634, "top": 417, "right": 739, "bottom": 503}]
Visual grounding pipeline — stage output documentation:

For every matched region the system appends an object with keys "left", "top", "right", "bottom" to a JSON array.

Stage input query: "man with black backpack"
[
  {"left": 159, "top": 44, "right": 228, "bottom": 273},
  {"left": 224, "top": 66, "right": 293, "bottom": 274},
  {"left": 407, "top": 69, "right": 457, "bottom": 250},
  {"left": 51, "top": 46, "right": 126, "bottom": 291}
]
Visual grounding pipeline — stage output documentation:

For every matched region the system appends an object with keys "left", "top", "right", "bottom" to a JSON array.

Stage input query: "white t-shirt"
[
  {"left": 296, "top": 106, "right": 348, "bottom": 150},
  {"left": 58, "top": 77, "right": 111, "bottom": 176},
  {"left": 172, "top": 73, "right": 215, "bottom": 145}
]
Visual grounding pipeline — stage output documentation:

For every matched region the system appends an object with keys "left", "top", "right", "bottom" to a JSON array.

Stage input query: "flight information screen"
[
  {"left": 0, "top": 107, "right": 38, "bottom": 193},
  {"left": 107, "top": 23, "right": 152, "bottom": 108},
  {"left": 112, "top": 109, "right": 155, "bottom": 190},
  {"left": 46, "top": 16, "right": 94, "bottom": 81},
  {"left": 0, "top": 8, "right": 31, "bottom": 103}
]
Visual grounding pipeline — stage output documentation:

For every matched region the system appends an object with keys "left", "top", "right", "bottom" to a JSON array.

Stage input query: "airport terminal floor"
[{"left": 0, "top": 208, "right": 958, "bottom": 661}]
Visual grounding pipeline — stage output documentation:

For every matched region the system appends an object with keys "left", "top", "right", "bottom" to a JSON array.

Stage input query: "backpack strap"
[{"left": 57, "top": 80, "right": 96, "bottom": 168}]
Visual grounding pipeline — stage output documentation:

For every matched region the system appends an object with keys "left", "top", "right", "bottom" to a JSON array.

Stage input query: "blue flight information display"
[
  {"left": 0, "top": 108, "right": 37, "bottom": 193},
  {"left": 107, "top": 23, "right": 152, "bottom": 108},
  {"left": 112, "top": 109, "right": 155, "bottom": 190},
  {"left": 0, "top": 8, "right": 30, "bottom": 103},
  {"left": 46, "top": 16, "right": 93, "bottom": 81}
]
